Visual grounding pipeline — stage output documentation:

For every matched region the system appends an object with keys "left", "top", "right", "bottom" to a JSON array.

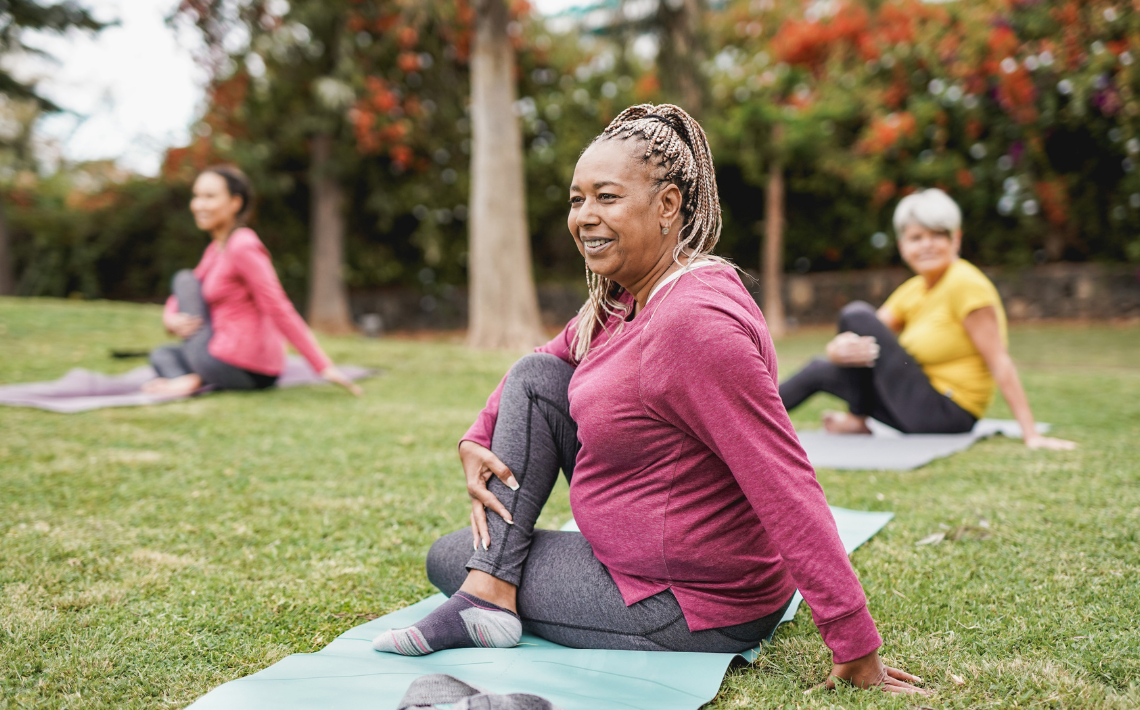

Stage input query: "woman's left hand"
[
  {"left": 1025, "top": 433, "right": 1076, "bottom": 450},
  {"left": 819, "top": 649, "right": 930, "bottom": 695},
  {"left": 321, "top": 365, "right": 363, "bottom": 396}
]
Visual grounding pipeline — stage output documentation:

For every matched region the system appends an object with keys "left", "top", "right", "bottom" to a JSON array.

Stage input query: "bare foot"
[
  {"left": 141, "top": 374, "right": 202, "bottom": 397},
  {"left": 822, "top": 410, "right": 872, "bottom": 435},
  {"left": 140, "top": 377, "right": 168, "bottom": 394}
]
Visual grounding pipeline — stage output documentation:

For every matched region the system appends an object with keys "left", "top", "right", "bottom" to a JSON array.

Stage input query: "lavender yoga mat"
[
  {"left": 0, "top": 356, "right": 377, "bottom": 413},
  {"left": 796, "top": 418, "right": 1051, "bottom": 471}
]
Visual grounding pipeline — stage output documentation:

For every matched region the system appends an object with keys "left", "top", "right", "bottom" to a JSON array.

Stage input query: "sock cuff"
[{"left": 453, "top": 591, "right": 520, "bottom": 619}]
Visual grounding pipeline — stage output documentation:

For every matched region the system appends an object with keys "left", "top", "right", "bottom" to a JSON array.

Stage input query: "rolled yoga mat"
[
  {"left": 187, "top": 506, "right": 893, "bottom": 710},
  {"left": 795, "top": 418, "right": 1051, "bottom": 471},
  {"left": 0, "top": 356, "right": 377, "bottom": 413}
]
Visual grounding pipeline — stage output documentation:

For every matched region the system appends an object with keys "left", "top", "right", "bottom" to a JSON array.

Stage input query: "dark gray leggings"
[
  {"left": 778, "top": 301, "right": 976, "bottom": 434},
  {"left": 149, "top": 270, "right": 276, "bottom": 391},
  {"left": 427, "top": 353, "right": 791, "bottom": 652}
]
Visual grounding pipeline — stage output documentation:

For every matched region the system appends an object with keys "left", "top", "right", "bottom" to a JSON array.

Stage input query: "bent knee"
[
  {"left": 506, "top": 353, "right": 573, "bottom": 390},
  {"left": 837, "top": 300, "right": 878, "bottom": 332},
  {"left": 172, "top": 269, "right": 196, "bottom": 285}
]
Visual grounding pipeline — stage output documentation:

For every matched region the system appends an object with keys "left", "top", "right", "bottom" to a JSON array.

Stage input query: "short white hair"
[{"left": 892, "top": 188, "right": 962, "bottom": 235}]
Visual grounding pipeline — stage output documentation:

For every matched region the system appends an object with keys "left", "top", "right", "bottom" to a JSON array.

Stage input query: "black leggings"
[
  {"left": 427, "top": 353, "right": 791, "bottom": 652},
  {"left": 149, "top": 270, "right": 277, "bottom": 391},
  {"left": 778, "top": 301, "right": 976, "bottom": 434}
]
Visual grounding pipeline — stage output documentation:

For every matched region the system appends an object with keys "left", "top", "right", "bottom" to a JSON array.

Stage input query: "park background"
[
  {"left": 2, "top": 0, "right": 1140, "bottom": 340},
  {"left": 1, "top": 0, "right": 1139, "bottom": 709}
]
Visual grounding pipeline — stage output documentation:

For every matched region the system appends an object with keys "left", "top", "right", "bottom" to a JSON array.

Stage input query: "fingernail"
[
  {"left": 481, "top": 540, "right": 488, "bottom": 550},
  {"left": 506, "top": 477, "right": 520, "bottom": 490},
  {"left": 505, "top": 518, "right": 514, "bottom": 525},
  {"left": 474, "top": 541, "right": 478, "bottom": 551}
]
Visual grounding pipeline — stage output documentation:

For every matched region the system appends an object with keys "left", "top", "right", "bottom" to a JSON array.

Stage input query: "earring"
[{"left": 662, "top": 227, "right": 669, "bottom": 235}]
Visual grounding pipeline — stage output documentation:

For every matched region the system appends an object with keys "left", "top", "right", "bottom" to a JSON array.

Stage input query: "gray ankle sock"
[{"left": 372, "top": 591, "right": 522, "bottom": 656}]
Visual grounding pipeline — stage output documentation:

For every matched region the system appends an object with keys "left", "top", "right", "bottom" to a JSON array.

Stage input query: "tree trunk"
[
  {"left": 654, "top": 0, "right": 706, "bottom": 115},
  {"left": 467, "top": 0, "right": 544, "bottom": 350},
  {"left": 0, "top": 197, "right": 13, "bottom": 295},
  {"left": 306, "top": 132, "right": 355, "bottom": 334},
  {"left": 763, "top": 129, "right": 787, "bottom": 338}
]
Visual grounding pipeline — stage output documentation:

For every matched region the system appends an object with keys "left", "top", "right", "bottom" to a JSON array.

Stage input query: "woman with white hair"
[{"left": 780, "top": 188, "right": 1073, "bottom": 449}]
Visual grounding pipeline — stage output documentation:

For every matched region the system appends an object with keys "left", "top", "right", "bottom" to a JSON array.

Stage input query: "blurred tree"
[
  {"left": 0, "top": 0, "right": 104, "bottom": 295},
  {"left": 653, "top": 0, "right": 708, "bottom": 115},
  {"left": 177, "top": 0, "right": 362, "bottom": 332},
  {"left": 467, "top": 0, "right": 544, "bottom": 349},
  {"left": 709, "top": 0, "right": 1140, "bottom": 279},
  {"left": 762, "top": 123, "right": 786, "bottom": 336},
  {"left": 17, "top": 0, "right": 1140, "bottom": 318}
]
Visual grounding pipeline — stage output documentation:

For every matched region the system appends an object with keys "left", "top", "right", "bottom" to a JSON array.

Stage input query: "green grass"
[{"left": 1, "top": 297, "right": 1138, "bottom": 709}]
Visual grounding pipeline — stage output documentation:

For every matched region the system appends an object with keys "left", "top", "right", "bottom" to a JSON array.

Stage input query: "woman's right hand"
[
  {"left": 826, "top": 331, "right": 880, "bottom": 367},
  {"left": 320, "top": 365, "right": 364, "bottom": 396},
  {"left": 1025, "top": 433, "right": 1077, "bottom": 450},
  {"left": 459, "top": 440, "right": 519, "bottom": 551},
  {"left": 165, "top": 312, "right": 203, "bottom": 339},
  {"left": 821, "top": 648, "right": 930, "bottom": 695}
]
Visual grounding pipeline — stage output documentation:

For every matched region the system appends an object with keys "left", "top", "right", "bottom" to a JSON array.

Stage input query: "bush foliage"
[{"left": 6, "top": 0, "right": 1140, "bottom": 302}]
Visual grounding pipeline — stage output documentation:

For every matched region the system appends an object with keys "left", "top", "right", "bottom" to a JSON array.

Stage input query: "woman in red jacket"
[{"left": 143, "top": 166, "right": 360, "bottom": 397}]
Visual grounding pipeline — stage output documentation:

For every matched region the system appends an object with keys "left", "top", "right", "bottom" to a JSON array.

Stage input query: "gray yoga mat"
[
  {"left": 0, "top": 356, "right": 377, "bottom": 413},
  {"left": 797, "top": 418, "right": 1051, "bottom": 471},
  {"left": 187, "top": 506, "right": 892, "bottom": 710}
]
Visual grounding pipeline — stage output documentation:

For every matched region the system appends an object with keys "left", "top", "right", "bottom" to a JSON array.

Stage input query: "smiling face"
[
  {"left": 567, "top": 140, "right": 681, "bottom": 291},
  {"left": 897, "top": 222, "right": 961, "bottom": 279},
  {"left": 190, "top": 171, "right": 244, "bottom": 235}
]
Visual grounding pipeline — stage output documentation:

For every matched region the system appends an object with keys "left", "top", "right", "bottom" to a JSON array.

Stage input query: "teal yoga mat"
[{"left": 188, "top": 507, "right": 893, "bottom": 710}]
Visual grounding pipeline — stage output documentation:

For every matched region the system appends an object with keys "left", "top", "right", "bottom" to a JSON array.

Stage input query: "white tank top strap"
[{"left": 647, "top": 259, "right": 720, "bottom": 302}]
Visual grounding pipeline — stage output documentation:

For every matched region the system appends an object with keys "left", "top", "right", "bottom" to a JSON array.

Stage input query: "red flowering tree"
[{"left": 709, "top": 0, "right": 1140, "bottom": 298}]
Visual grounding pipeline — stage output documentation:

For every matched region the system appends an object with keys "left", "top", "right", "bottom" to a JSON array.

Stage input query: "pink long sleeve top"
[
  {"left": 164, "top": 228, "right": 332, "bottom": 376},
  {"left": 462, "top": 265, "right": 882, "bottom": 663}
]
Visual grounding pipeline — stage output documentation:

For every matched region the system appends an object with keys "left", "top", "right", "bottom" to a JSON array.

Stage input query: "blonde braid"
[{"left": 571, "top": 104, "right": 725, "bottom": 362}]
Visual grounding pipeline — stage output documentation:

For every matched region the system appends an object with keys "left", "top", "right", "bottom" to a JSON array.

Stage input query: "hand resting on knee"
[
  {"left": 460, "top": 440, "right": 519, "bottom": 551},
  {"left": 825, "top": 332, "right": 880, "bottom": 368}
]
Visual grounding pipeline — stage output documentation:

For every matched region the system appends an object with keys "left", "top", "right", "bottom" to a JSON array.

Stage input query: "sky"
[
  {"left": 23, "top": 0, "right": 585, "bottom": 177},
  {"left": 24, "top": 0, "right": 206, "bottom": 176}
]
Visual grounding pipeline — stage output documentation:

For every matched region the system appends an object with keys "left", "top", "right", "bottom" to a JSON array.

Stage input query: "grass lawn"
[{"left": 1, "top": 296, "right": 1138, "bottom": 709}]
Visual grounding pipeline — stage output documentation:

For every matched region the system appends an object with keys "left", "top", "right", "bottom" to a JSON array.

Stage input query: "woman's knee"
[
  {"left": 837, "top": 300, "right": 878, "bottom": 333},
  {"left": 425, "top": 529, "right": 474, "bottom": 596},
  {"left": 172, "top": 269, "right": 198, "bottom": 291},
  {"left": 504, "top": 353, "right": 574, "bottom": 402},
  {"left": 508, "top": 353, "right": 572, "bottom": 382}
]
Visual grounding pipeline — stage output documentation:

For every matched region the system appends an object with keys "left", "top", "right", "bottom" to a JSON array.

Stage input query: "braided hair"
[{"left": 572, "top": 103, "right": 725, "bottom": 362}]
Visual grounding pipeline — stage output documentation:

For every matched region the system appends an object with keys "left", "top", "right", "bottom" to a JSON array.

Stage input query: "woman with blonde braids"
[{"left": 374, "top": 105, "right": 927, "bottom": 695}]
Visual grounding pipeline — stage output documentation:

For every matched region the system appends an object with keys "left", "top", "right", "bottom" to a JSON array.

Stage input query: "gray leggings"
[
  {"left": 149, "top": 270, "right": 276, "bottom": 391},
  {"left": 427, "top": 353, "right": 791, "bottom": 653}
]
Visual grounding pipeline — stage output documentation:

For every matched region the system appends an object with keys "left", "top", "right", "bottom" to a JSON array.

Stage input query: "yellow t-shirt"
[{"left": 881, "top": 259, "right": 1006, "bottom": 418}]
